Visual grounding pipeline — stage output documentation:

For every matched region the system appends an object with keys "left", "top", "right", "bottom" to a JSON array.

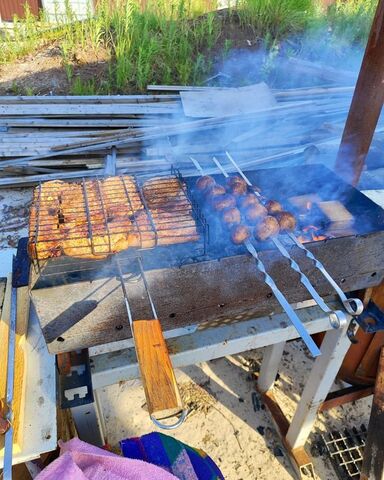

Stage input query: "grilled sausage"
[
  {"left": 230, "top": 224, "right": 250, "bottom": 244},
  {"left": 196, "top": 175, "right": 216, "bottom": 191},
  {"left": 239, "top": 193, "right": 260, "bottom": 209},
  {"left": 212, "top": 194, "right": 237, "bottom": 211},
  {"left": 244, "top": 203, "right": 268, "bottom": 224},
  {"left": 254, "top": 215, "right": 280, "bottom": 241},
  {"left": 266, "top": 200, "right": 283, "bottom": 214},
  {"left": 275, "top": 211, "right": 296, "bottom": 232},
  {"left": 222, "top": 207, "right": 241, "bottom": 226}
]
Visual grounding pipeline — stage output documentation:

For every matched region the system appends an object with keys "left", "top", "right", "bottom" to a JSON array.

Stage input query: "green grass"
[{"left": 0, "top": 0, "right": 378, "bottom": 94}]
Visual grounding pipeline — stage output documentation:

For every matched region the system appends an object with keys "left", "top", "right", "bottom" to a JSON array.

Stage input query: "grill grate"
[
  {"left": 29, "top": 169, "right": 208, "bottom": 277},
  {"left": 321, "top": 426, "right": 367, "bottom": 479}
]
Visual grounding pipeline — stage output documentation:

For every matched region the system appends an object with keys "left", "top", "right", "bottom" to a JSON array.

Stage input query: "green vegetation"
[{"left": 0, "top": 0, "right": 377, "bottom": 95}]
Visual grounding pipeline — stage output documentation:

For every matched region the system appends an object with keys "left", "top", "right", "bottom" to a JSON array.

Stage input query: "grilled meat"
[
  {"left": 212, "top": 194, "right": 237, "bottom": 211},
  {"left": 266, "top": 200, "right": 283, "bottom": 214},
  {"left": 239, "top": 193, "right": 260, "bottom": 210},
  {"left": 29, "top": 175, "right": 199, "bottom": 260},
  {"left": 222, "top": 207, "right": 241, "bottom": 226},
  {"left": 244, "top": 203, "right": 268, "bottom": 224},
  {"left": 196, "top": 175, "right": 216, "bottom": 191},
  {"left": 229, "top": 181, "right": 248, "bottom": 196},
  {"left": 254, "top": 216, "right": 280, "bottom": 241},
  {"left": 231, "top": 224, "right": 251, "bottom": 244},
  {"left": 275, "top": 211, "right": 296, "bottom": 232},
  {"left": 207, "top": 184, "right": 226, "bottom": 198}
]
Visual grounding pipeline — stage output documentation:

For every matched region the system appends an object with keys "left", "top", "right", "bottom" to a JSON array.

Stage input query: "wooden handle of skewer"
[{"left": 133, "top": 319, "right": 182, "bottom": 420}]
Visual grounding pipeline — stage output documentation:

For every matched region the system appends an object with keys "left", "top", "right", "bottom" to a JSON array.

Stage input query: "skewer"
[
  {"left": 212, "top": 155, "right": 346, "bottom": 330},
  {"left": 190, "top": 157, "right": 321, "bottom": 357},
  {"left": 225, "top": 150, "right": 363, "bottom": 318}
]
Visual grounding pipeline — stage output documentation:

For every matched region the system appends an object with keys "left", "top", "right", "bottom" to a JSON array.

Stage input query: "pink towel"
[{"left": 36, "top": 438, "right": 178, "bottom": 480}]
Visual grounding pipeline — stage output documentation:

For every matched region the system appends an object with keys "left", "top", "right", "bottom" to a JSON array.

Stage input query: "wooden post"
[
  {"left": 335, "top": 0, "right": 384, "bottom": 186},
  {"left": 360, "top": 347, "right": 384, "bottom": 480}
]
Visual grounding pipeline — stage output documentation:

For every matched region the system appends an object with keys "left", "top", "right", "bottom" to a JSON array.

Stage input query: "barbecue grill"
[{"left": 28, "top": 162, "right": 384, "bottom": 358}]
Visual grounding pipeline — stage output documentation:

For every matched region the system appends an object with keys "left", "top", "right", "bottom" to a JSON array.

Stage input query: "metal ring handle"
[
  {"left": 150, "top": 409, "right": 189, "bottom": 430},
  {"left": 343, "top": 298, "right": 364, "bottom": 316},
  {"left": 329, "top": 310, "right": 348, "bottom": 329}
]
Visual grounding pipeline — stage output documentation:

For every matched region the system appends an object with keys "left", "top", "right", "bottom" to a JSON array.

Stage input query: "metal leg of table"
[
  {"left": 258, "top": 342, "right": 286, "bottom": 393},
  {"left": 286, "top": 320, "right": 351, "bottom": 450},
  {"left": 70, "top": 390, "right": 106, "bottom": 447}
]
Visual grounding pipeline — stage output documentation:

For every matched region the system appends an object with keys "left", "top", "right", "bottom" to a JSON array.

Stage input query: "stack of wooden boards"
[
  {"left": 29, "top": 175, "right": 199, "bottom": 261},
  {"left": 0, "top": 81, "right": 383, "bottom": 188}
]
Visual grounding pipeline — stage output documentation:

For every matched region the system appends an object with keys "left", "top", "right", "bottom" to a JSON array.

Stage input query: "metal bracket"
[
  {"left": 12, "top": 238, "right": 30, "bottom": 288},
  {"left": 57, "top": 349, "right": 94, "bottom": 409},
  {"left": 355, "top": 300, "right": 384, "bottom": 333}
]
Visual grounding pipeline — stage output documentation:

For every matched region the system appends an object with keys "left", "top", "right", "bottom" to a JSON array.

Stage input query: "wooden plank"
[
  {"left": 335, "top": 0, "right": 384, "bottom": 185},
  {"left": 0, "top": 95, "right": 180, "bottom": 104},
  {"left": 361, "top": 347, "right": 384, "bottom": 480},
  {"left": 0, "top": 104, "right": 181, "bottom": 117},
  {"left": 181, "top": 83, "right": 277, "bottom": 118},
  {"left": 0, "top": 277, "right": 29, "bottom": 455},
  {"left": 133, "top": 318, "right": 182, "bottom": 419},
  {"left": 0, "top": 169, "right": 104, "bottom": 187}
]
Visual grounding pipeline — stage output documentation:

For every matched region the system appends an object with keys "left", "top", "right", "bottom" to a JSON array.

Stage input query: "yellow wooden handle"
[{"left": 133, "top": 319, "right": 182, "bottom": 420}]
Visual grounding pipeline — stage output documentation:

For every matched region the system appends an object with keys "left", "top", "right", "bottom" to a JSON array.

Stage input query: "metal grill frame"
[
  {"left": 322, "top": 426, "right": 367, "bottom": 479},
  {"left": 29, "top": 170, "right": 208, "bottom": 277}
]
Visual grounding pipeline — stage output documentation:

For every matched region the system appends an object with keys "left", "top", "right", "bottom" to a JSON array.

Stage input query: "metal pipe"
[{"left": 335, "top": 0, "right": 384, "bottom": 186}]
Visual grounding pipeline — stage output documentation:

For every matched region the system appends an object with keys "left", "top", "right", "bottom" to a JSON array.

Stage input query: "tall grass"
[
  {"left": 0, "top": 0, "right": 378, "bottom": 94},
  {"left": 237, "top": 0, "right": 315, "bottom": 40}
]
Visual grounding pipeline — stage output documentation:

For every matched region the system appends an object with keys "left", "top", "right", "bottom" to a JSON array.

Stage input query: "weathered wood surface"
[
  {"left": 0, "top": 277, "right": 29, "bottom": 455},
  {"left": 133, "top": 318, "right": 182, "bottom": 419},
  {"left": 360, "top": 347, "right": 384, "bottom": 480},
  {"left": 31, "top": 232, "right": 384, "bottom": 354}
]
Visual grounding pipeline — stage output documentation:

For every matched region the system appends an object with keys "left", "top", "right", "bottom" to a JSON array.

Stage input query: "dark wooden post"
[
  {"left": 335, "top": 0, "right": 384, "bottom": 186},
  {"left": 360, "top": 347, "right": 384, "bottom": 480}
]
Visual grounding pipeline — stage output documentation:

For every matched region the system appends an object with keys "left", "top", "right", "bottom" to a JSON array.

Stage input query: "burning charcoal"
[
  {"left": 244, "top": 203, "right": 268, "bottom": 224},
  {"left": 275, "top": 211, "right": 296, "bottom": 232},
  {"left": 239, "top": 193, "right": 260, "bottom": 209},
  {"left": 222, "top": 207, "right": 241, "bottom": 226},
  {"left": 230, "top": 224, "right": 250, "bottom": 244},
  {"left": 265, "top": 200, "right": 283, "bottom": 214},
  {"left": 254, "top": 216, "right": 280, "bottom": 241},
  {"left": 212, "top": 194, "right": 237, "bottom": 212},
  {"left": 196, "top": 175, "right": 216, "bottom": 191}
]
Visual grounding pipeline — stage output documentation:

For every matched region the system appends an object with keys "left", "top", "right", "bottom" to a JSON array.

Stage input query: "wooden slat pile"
[{"left": 0, "top": 84, "right": 381, "bottom": 188}]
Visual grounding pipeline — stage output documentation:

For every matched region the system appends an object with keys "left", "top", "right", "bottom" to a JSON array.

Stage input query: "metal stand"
[
  {"left": 70, "top": 300, "right": 352, "bottom": 480},
  {"left": 257, "top": 319, "right": 351, "bottom": 478}
]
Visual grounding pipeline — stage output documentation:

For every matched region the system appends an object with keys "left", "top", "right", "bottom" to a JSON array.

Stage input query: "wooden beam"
[
  {"left": 335, "top": 0, "right": 384, "bottom": 185},
  {"left": 360, "top": 347, "right": 384, "bottom": 480},
  {"left": 0, "top": 276, "right": 29, "bottom": 456}
]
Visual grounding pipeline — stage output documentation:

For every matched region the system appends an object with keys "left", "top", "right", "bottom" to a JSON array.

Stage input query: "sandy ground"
[
  {"left": 97, "top": 341, "right": 372, "bottom": 480},
  {"left": 0, "top": 184, "right": 377, "bottom": 480}
]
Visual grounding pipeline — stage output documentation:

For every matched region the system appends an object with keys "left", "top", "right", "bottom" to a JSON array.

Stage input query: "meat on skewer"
[
  {"left": 275, "top": 211, "right": 296, "bottom": 232},
  {"left": 254, "top": 216, "right": 280, "bottom": 241},
  {"left": 222, "top": 207, "right": 241, "bottom": 226},
  {"left": 266, "top": 200, "right": 283, "bottom": 214},
  {"left": 196, "top": 175, "right": 216, "bottom": 191},
  {"left": 244, "top": 203, "right": 268, "bottom": 224},
  {"left": 230, "top": 224, "right": 251, "bottom": 244},
  {"left": 212, "top": 194, "right": 237, "bottom": 211},
  {"left": 229, "top": 182, "right": 248, "bottom": 196},
  {"left": 239, "top": 193, "right": 260, "bottom": 210},
  {"left": 206, "top": 184, "right": 226, "bottom": 198}
]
